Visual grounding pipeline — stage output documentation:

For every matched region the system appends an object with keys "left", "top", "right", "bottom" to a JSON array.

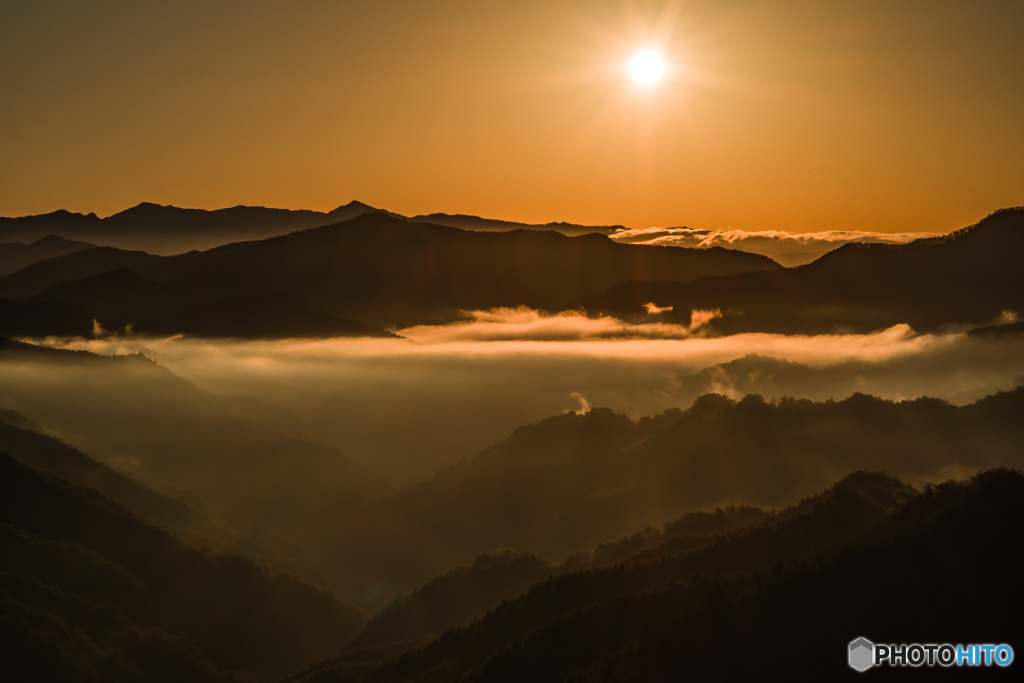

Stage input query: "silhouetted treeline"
[
  {"left": 291, "top": 468, "right": 1024, "bottom": 682},
  {"left": 590, "top": 207, "right": 1024, "bottom": 334},
  {"left": 0, "top": 451, "right": 366, "bottom": 682}
]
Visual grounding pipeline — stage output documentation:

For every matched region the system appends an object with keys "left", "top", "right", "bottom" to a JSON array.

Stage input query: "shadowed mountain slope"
[
  {"left": 167, "top": 213, "right": 779, "bottom": 328},
  {"left": 0, "top": 235, "right": 96, "bottom": 277},
  {"left": 312, "top": 387, "right": 1024, "bottom": 612},
  {"left": 0, "top": 213, "right": 779, "bottom": 335},
  {"left": 22, "top": 267, "right": 396, "bottom": 339},
  {"left": 0, "top": 295, "right": 96, "bottom": 337},
  {"left": 0, "top": 339, "right": 390, "bottom": 557},
  {"left": 590, "top": 207, "right": 1024, "bottom": 334},
  {"left": 292, "top": 469, "right": 1024, "bottom": 682},
  {"left": 0, "top": 452, "right": 366, "bottom": 682},
  {"left": 0, "top": 413, "right": 201, "bottom": 529},
  {"left": 0, "top": 242, "right": 251, "bottom": 300},
  {"left": 344, "top": 504, "right": 775, "bottom": 653}
]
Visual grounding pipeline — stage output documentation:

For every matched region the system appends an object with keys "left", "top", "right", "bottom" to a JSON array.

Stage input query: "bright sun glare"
[{"left": 630, "top": 50, "right": 666, "bottom": 85}]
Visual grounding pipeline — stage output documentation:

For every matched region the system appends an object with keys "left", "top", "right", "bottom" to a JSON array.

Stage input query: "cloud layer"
[
  {"left": 609, "top": 227, "right": 935, "bottom": 266},
  {"left": 398, "top": 306, "right": 720, "bottom": 343},
  {"left": 23, "top": 317, "right": 1024, "bottom": 482}
]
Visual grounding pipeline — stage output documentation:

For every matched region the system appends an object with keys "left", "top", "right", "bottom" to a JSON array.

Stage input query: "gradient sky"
[{"left": 2, "top": 0, "right": 1022, "bottom": 234}]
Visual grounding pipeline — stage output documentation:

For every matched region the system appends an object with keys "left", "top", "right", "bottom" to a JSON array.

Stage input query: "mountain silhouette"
[
  {"left": 345, "top": 504, "right": 775, "bottom": 652},
  {"left": 0, "top": 234, "right": 95, "bottom": 277},
  {"left": 0, "top": 241, "right": 254, "bottom": 300},
  {"left": 0, "top": 451, "right": 366, "bottom": 682},
  {"left": 164, "top": 213, "right": 779, "bottom": 328},
  {"left": 408, "top": 212, "right": 623, "bottom": 236},
  {"left": 292, "top": 468, "right": 1024, "bottom": 682},
  {"left": 6, "top": 207, "right": 1022, "bottom": 339},
  {"left": 0, "top": 201, "right": 388, "bottom": 255},
  {"left": 22, "top": 266, "right": 397, "bottom": 339},
  {"left": 0, "top": 339, "right": 391, "bottom": 554},
  {"left": 0, "top": 411, "right": 202, "bottom": 529},
  {"left": 0, "top": 201, "right": 624, "bottom": 255},
  {"left": 589, "top": 207, "right": 1024, "bottom": 334},
  {"left": 311, "top": 386, "right": 1024, "bottom": 611},
  {"left": 0, "top": 212, "right": 779, "bottom": 335},
  {"left": 0, "top": 296, "right": 96, "bottom": 337}
]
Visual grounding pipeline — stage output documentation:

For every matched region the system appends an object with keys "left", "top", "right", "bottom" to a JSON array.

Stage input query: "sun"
[{"left": 630, "top": 50, "right": 666, "bottom": 85}]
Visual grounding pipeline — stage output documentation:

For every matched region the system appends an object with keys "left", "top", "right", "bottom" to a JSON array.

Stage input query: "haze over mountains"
[
  {"left": 5, "top": 328, "right": 1023, "bottom": 681},
  {"left": 0, "top": 444, "right": 367, "bottom": 682},
  {"left": 5, "top": 0, "right": 1023, "bottom": 676},
  {"left": 293, "top": 468, "right": 1024, "bottom": 682},
  {"left": 312, "top": 386, "right": 1024, "bottom": 611},
  {"left": 0, "top": 339, "right": 389, "bottom": 567},
  {"left": 1, "top": 203, "right": 1022, "bottom": 682}
]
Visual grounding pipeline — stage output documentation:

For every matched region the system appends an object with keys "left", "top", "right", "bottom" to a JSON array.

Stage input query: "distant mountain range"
[
  {"left": 0, "top": 201, "right": 622, "bottom": 255},
  {"left": 0, "top": 212, "right": 779, "bottom": 336},
  {"left": 0, "top": 235, "right": 95, "bottom": 277},
  {"left": 0, "top": 206, "right": 1020, "bottom": 339},
  {"left": 591, "top": 207, "right": 1024, "bottom": 334},
  {"left": 407, "top": 213, "right": 622, "bottom": 237}
]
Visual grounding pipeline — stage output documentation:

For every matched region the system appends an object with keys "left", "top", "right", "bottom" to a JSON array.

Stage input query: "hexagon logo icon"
[{"left": 849, "top": 637, "right": 874, "bottom": 672}]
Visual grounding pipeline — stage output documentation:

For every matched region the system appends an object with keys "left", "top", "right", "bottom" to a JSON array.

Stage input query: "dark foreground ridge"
[
  {"left": 290, "top": 468, "right": 1024, "bottom": 682},
  {"left": 0, "top": 449, "right": 367, "bottom": 682},
  {"left": 310, "top": 386, "right": 1024, "bottom": 613}
]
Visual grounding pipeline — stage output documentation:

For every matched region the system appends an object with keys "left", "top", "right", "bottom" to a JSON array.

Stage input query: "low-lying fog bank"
[{"left": 17, "top": 314, "right": 1024, "bottom": 481}]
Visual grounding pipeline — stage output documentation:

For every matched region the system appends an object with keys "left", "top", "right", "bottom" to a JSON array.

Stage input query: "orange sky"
[{"left": 1, "top": 0, "right": 1022, "bottom": 234}]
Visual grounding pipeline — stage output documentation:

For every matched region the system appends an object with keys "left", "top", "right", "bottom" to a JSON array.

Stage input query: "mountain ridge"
[
  {"left": 311, "top": 385, "right": 1024, "bottom": 611},
  {"left": 0, "top": 212, "right": 780, "bottom": 334},
  {"left": 0, "top": 234, "right": 96, "bottom": 277},
  {"left": 590, "top": 207, "right": 1024, "bottom": 334},
  {"left": 0, "top": 201, "right": 624, "bottom": 255}
]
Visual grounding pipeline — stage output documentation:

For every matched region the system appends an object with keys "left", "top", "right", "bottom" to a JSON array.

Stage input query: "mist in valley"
[
  {"left": 4, "top": 317, "right": 1023, "bottom": 617},
  {"left": 22, "top": 317, "right": 1024, "bottom": 482},
  {"left": 5, "top": 0, "right": 1024, "bottom": 678}
]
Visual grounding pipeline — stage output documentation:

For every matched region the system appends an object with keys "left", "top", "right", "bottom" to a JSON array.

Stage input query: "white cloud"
[{"left": 610, "top": 227, "right": 935, "bottom": 266}]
